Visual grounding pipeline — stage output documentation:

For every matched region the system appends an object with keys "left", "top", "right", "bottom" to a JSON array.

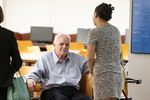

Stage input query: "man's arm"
[{"left": 26, "top": 57, "right": 46, "bottom": 91}]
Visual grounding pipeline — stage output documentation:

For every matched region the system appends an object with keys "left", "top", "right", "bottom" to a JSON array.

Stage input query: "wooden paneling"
[
  {"left": 14, "top": 32, "right": 125, "bottom": 44},
  {"left": 14, "top": 32, "right": 21, "bottom": 40},
  {"left": 69, "top": 34, "right": 76, "bottom": 42},
  {"left": 53, "top": 33, "right": 77, "bottom": 42},
  {"left": 121, "top": 35, "right": 125, "bottom": 44},
  {"left": 21, "top": 33, "right": 30, "bottom": 40}
]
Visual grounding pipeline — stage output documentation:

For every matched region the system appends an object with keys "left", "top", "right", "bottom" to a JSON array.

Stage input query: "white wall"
[
  {"left": 4, "top": 0, "right": 52, "bottom": 33},
  {"left": 3, "top": 0, "right": 129, "bottom": 34},
  {"left": 128, "top": 52, "right": 150, "bottom": 100},
  {"left": 0, "top": 0, "right": 3, "bottom": 7},
  {"left": 128, "top": 0, "right": 150, "bottom": 100}
]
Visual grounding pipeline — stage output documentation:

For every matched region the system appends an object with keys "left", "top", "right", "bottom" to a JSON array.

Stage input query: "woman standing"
[
  {"left": 0, "top": 6, "right": 22, "bottom": 100},
  {"left": 87, "top": 3, "right": 123, "bottom": 100}
]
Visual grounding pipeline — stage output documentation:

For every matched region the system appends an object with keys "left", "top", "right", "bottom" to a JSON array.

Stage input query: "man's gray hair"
[{"left": 53, "top": 33, "right": 71, "bottom": 44}]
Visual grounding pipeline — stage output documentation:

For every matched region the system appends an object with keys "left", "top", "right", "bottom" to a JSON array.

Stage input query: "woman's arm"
[
  {"left": 11, "top": 32, "right": 22, "bottom": 71},
  {"left": 87, "top": 45, "right": 95, "bottom": 75}
]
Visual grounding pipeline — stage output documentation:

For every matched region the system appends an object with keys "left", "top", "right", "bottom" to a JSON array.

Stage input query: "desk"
[{"left": 21, "top": 50, "right": 80, "bottom": 66}]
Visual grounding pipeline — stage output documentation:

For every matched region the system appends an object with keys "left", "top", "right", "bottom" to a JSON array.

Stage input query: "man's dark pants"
[{"left": 41, "top": 86, "right": 92, "bottom": 100}]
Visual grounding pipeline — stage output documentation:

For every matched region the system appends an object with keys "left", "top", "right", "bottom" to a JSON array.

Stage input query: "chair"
[
  {"left": 45, "top": 44, "right": 54, "bottom": 51},
  {"left": 79, "top": 49, "right": 96, "bottom": 59},
  {"left": 121, "top": 44, "right": 129, "bottom": 61},
  {"left": 120, "top": 43, "right": 136, "bottom": 100},
  {"left": 26, "top": 46, "right": 41, "bottom": 66},
  {"left": 69, "top": 42, "right": 84, "bottom": 50},
  {"left": 121, "top": 63, "right": 128, "bottom": 97},
  {"left": 19, "top": 66, "right": 34, "bottom": 75},
  {"left": 17, "top": 40, "right": 34, "bottom": 65},
  {"left": 121, "top": 62, "right": 141, "bottom": 100},
  {"left": 27, "top": 46, "right": 41, "bottom": 53},
  {"left": 79, "top": 72, "right": 93, "bottom": 98},
  {"left": 79, "top": 49, "right": 94, "bottom": 98},
  {"left": 17, "top": 40, "right": 33, "bottom": 53},
  {"left": 19, "top": 66, "right": 41, "bottom": 98},
  {"left": 79, "top": 49, "right": 87, "bottom": 58},
  {"left": 23, "top": 69, "right": 93, "bottom": 98}
]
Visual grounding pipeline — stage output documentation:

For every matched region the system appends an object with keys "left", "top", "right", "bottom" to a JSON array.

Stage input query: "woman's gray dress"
[{"left": 87, "top": 24, "right": 123, "bottom": 100}]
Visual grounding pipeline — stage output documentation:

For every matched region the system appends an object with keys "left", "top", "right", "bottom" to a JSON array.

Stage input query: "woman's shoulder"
[
  {"left": 109, "top": 24, "right": 119, "bottom": 30},
  {"left": 0, "top": 26, "right": 14, "bottom": 35},
  {"left": 89, "top": 27, "right": 98, "bottom": 34},
  {"left": 1, "top": 26, "right": 13, "bottom": 32},
  {"left": 0, "top": 26, "right": 15, "bottom": 40}
]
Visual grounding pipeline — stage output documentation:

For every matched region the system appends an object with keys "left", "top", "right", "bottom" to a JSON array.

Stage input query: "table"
[{"left": 21, "top": 50, "right": 80, "bottom": 66}]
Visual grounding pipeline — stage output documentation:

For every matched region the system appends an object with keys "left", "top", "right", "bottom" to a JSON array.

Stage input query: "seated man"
[{"left": 26, "top": 33, "right": 92, "bottom": 100}]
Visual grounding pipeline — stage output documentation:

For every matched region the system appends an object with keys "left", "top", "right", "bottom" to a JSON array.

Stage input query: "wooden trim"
[
  {"left": 121, "top": 35, "right": 125, "bottom": 44},
  {"left": 14, "top": 32, "right": 124, "bottom": 44},
  {"left": 14, "top": 32, "right": 22, "bottom": 40}
]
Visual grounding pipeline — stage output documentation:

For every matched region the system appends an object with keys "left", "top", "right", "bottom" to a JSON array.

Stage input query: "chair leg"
[{"left": 122, "top": 90, "right": 129, "bottom": 100}]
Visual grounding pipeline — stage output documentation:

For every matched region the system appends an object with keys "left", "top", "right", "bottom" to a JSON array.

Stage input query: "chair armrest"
[{"left": 33, "top": 83, "right": 41, "bottom": 92}]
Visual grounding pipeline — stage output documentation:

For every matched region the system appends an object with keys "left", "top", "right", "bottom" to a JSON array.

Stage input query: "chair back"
[
  {"left": 79, "top": 72, "right": 93, "bottom": 98},
  {"left": 122, "top": 44, "right": 129, "bottom": 61},
  {"left": 45, "top": 45, "right": 54, "bottom": 51},
  {"left": 27, "top": 46, "right": 41, "bottom": 53},
  {"left": 19, "top": 66, "right": 34, "bottom": 75},
  {"left": 69, "top": 42, "right": 84, "bottom": 50},
  {"left": 120, "top": 42, "right": 128, "bottom": 96},
  {"left": 19, "top": 66, "right": 41, "bottom": 92},
  {"left": 79, "top": 49, "right": 87, "bottom": 58},
  {"left": 17, "top": 40, "right": 33, "bottom": 53}
]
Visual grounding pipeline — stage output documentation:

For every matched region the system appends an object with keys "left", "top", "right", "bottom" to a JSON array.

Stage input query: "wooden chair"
[
  {"left": 19, "top": 66, "right": 34, "bottom": 75},
  {"left": 17, "top": 40, "right": 34, "bottom": 65},
  {"left": 79, "top": 49, "right": 87, "bottom": 58},
  {"left": 120, "top": 43, "right": 129, "bottom": 99},
  {"left": 121, "top": 44, "right": 129, "bottom": 61},
  {"left": 45, "top": 44, "right": 54, "bottom": 51},
  {"left": 79, "top": 72, "right": 93, "bottom": 98},
  {"left": 123, "top": 62, "right": 129, "bottom": 95},
  {"left": 79, "top": 49, "right": 96, "bottom": 59},
  {"left": 27, "top": 46, "right": 41, "bottom": 53},
  {"left": 69, "top": 42, "right": 84, "bottom": 50},
  {"left": 26, "top": 46, "right": 41, "bottom": 66},
  {"left": 30, "top": 73, "right": 93, "bottom": 98},
  {"left": 19, "top": 66, "right": 41, "bottom": 98},
  {"left": 17, "top": 40, "right": 33, "bottom": 54},
  {"left": 24, "top": 69, "right": 93, "bottom": 98},
  {"left": 19, "top": 66, "right": 93, "bottom": 98}
]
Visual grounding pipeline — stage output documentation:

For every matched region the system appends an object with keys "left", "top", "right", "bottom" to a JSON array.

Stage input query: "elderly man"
[{"left": 26, "top": 33, "right": 92, "bottom": 100}]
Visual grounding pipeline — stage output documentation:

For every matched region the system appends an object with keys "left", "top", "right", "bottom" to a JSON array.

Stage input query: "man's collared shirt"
[{"left": 26, "top": 51, "right": 89, "bottom": 91}]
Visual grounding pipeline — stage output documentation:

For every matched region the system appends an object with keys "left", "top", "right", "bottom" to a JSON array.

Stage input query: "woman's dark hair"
[
  {"left": 0, "top": 6, "right": 4, "bottom": 23},
  {"left": 95, "top": 3, "right": 114, "bottom": 21}
]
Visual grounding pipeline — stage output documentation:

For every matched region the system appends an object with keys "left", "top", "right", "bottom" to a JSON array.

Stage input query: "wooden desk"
[{"left": 21, "top": 50, "right": 80, "bottom": 65}]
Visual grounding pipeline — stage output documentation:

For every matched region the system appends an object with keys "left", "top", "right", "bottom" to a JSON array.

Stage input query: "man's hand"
[{"left": 27, "top": 79, "right": 36, "bottom": 92}]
